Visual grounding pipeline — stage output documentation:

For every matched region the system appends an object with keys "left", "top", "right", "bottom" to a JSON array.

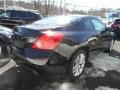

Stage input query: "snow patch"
[{"left": 95, "top": 86, "right": 119, "bottom": 90}]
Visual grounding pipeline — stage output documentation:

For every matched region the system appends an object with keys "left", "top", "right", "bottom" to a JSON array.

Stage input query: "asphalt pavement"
[{"left": 0, "top": 41, "right": 120, "bottom": 90}]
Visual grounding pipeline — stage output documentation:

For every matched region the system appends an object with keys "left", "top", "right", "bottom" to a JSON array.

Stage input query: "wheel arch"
[
  {"left": 0, "top": 34, "right": 8, "bottom": 44},
  {"left": 68, "top": 45, "right": 89, "bottom": 63}
]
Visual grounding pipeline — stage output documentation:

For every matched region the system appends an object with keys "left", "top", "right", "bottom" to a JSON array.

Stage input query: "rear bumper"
[{"left": 10, "top": 46, "right": 49, "bottom": 65}]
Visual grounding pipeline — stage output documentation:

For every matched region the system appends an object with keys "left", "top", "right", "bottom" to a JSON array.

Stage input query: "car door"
[
  {"left": 82, "top": 18, "right": 100, "bottom": 50},
  {"left": 91, "top": 17, "right": 112, "bottom": 49}
]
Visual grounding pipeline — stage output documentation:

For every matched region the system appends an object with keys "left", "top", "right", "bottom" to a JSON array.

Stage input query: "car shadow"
[
  {"left": 85, "top": 70, "right": 120, "bottom": 90},
  {"left": 0, "top": 50, "right": 120, "bottom": 90},
  {"left": 1, "top": 62, "right": 119, "bottom": 90}
]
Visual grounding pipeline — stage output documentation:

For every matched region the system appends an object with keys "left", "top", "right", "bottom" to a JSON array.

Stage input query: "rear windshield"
[
  {"left": 115, "top": 19, "right": 120, "bottom": 24},
  {"left": 34, "top": 16, "right": 79, "bottom": 26}
]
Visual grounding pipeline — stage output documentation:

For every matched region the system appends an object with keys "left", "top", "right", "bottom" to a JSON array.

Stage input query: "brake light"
[
  {"left": 32, "top": 31, "right": 64, "bottom": 50},
  {"left": 111, "top": 23, "right": 117, "bottom": 28}
]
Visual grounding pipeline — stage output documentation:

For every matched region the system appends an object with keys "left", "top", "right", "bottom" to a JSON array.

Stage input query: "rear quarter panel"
[{"left": 53, "top": 20, "right": 97, "bottom": 60}]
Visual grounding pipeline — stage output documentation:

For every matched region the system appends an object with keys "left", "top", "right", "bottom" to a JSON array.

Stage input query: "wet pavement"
[{"left": 0, "top": 41, "right": 120, "bottom": 90}]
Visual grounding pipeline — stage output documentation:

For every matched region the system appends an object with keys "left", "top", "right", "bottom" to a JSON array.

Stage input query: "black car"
[
  {"left": 111, "top": 18, "right": 120, "bottom": 39},
  {"left": 10, "top": 15, "right": 114, "bottom": 80},
  {"left": 0, "top": 25, "right": 13, "bottom": 67},
  {"left": 0, "top": 9, "right": 43, "bottom": 29}
]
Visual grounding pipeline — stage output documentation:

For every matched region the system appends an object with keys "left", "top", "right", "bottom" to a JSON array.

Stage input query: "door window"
[{"left": 91, "top": 19, "right": 106, "bottom": 31}]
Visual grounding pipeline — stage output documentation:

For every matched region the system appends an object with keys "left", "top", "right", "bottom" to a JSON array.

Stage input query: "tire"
[
  {"left": 68, "top": 49, "right": 87, "bottom": 81},
  {"left": 0, "top": 42, "right": 10, "bottom": 68},
  {"left": 106, "top": 39, "right": 115, "bottom": 53},
  {"left": 0, "top": 42, "right": 8, "bottom": 59}
]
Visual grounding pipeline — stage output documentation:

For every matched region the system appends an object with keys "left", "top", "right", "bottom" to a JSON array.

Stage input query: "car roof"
[
  {"left": 50, "top": 14, "right": 94, "bottom": 19},
  {"left": 2, "top": 9, "right": 40, "bottom": 15},
  {"left": 66, "top": 14, "right": 93, "bottom": 18}
]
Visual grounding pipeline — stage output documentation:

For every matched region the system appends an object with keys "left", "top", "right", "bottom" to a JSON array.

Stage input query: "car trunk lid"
[{"left": 12, "top": 24, "right": 64, "bottom": 50}]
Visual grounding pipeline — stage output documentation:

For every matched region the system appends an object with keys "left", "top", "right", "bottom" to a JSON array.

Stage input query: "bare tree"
[
  {"left": 6, "top": 0, "right": 13, "bottom": 6},
  {"left": 18, "top": 0, "right": 20, "bottom": 7},
  {"left": 52, "top": 0, "right": 54, "bottom": 15},
  {"left": 44, "top": 0, "right": 50, "bottom": 17},
  {"left": 34, "top": 0, "right": 37, "bottom": 10},
  {"left": 37, "top": 0, "right": 40, "bottom": 10},
  {"left": 60, "top": 0, "right": 63, "bottom": 13}
]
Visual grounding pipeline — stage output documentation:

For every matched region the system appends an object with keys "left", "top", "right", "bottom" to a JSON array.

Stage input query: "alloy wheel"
[
  {"left": 109, "top": 39, "right": 114, "bottom": 51},
  {"left": 72, "top": 53, "right": 86, "bottom": 77}
]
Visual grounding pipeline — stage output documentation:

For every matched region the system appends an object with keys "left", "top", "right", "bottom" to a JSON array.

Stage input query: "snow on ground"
[
  {"left": 95, "top": 86, "right": 119, "bottom": 90},
  {"left": 0, "top": 40, "right": 120, "bottom": 90}
]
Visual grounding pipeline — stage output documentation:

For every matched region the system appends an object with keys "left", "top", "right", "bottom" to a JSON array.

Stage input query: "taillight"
[
  {"left": 32, "top": 31, "right": 64, "bottom": 50},
  {"left": 111, "top": 23, "right": 117, "bottom": 28}
]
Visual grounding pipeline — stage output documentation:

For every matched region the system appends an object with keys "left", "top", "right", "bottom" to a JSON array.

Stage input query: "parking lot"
[
  {"left": 0, "top": 40, "right": 119, "bottom": 90},
  {"left": 0, "top": 0, "right": 120, "bottom": 90}
]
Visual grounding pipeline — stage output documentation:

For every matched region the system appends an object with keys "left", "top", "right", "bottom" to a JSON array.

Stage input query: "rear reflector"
[{"left": 32, "top": 31, "right": 64, "bottom": 50}]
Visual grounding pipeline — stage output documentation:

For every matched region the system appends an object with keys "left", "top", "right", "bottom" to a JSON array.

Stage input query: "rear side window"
[
  {"left": 20, "top": 12, "right": 34, "bottom": 19},
  {"left": 19, "top": 11, "right": 28, "bottom": 18},
  {"left": 25, "top": 12, "right": 34, "bottom": 18},
  {"left": 91, "top": 19, "right": 106, "bottom": 31},
  {"left": 11, "top": 11, "right": 24, "bottom": 18},
  {"left": 25, "top": 12, "right": 40, "bottom": 20},
  {"left": 84, "top": 20, "right": 94, "bottom": 30},
  {"left": 11, "top": 11, "right": 37, "bottom": 19}
]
